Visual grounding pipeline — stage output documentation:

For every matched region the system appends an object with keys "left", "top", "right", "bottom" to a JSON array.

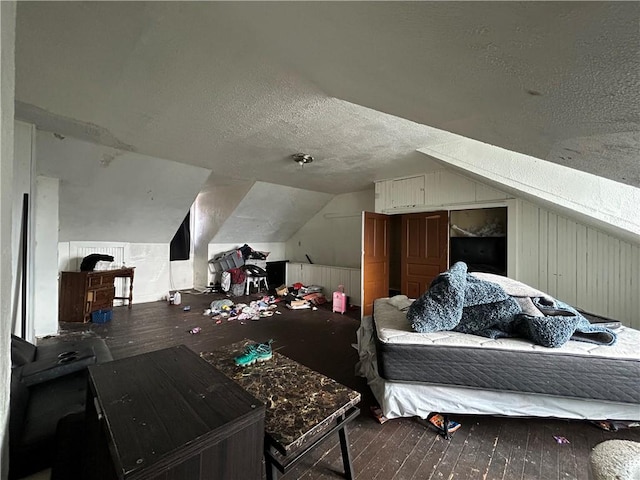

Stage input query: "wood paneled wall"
[
  {"left": 375, "top": 170, "right": 509, "bottom": 213},
  {"left": 287, "top": 262, "right": 361, "bottom": 307},
  {"left": 375, "top": 171, "right": 640, "bottom": 328},
  {"left": 516, "top": 200, "right": 640, "bottom": 329}
]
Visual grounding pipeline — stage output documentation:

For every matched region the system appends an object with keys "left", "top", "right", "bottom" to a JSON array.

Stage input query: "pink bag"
[{"left": 332, "top": 285, "right": 347, "bottom": 314}]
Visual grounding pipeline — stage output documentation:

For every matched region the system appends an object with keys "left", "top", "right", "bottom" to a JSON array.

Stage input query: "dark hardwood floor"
[{"left": 47, "top": 291, "right": 639, "bottom": 480}]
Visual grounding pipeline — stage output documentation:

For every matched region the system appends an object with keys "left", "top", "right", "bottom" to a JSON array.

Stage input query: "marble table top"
[{"left": 201, "top": 339, "right": 361, "bottom": 453}]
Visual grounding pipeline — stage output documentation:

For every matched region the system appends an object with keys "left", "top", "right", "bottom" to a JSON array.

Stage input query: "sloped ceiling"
[
  {"left": 13, "top": 2, "right": 640, "bottom": 243},
  {"left": 37, "top": 131, "right": 211, "bottom": 243},
  {"left": 211, "top": 182, "right": 334, "bottom": 243}
]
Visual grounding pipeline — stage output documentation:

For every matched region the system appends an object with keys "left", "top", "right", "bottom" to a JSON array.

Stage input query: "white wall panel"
[
  {"left": 376, "top": 170, "right": 509, "bottom": 213},
  {"left": 72, "top": 244, "right": 125, "bottom": 271},
  {"left": 286, "top": 262, "right": 361, "bottom": 307},
  {"left": 517, "top": 199, "right": 640, "bottom": 328},
  {"left": 475, "top": 182, "right": 509, "bottom": 203},
  {"left": 391, "top": 175, "right": 424, "bottom": 208},
  {"left": 374, "top": 179, "right": 391, "bottom": 213},
  {"left": 438, "top": 171, "right": 476, "bottom": 205},
  {"left": 518, "top": 200, "right": 540, "bottom": 288}
]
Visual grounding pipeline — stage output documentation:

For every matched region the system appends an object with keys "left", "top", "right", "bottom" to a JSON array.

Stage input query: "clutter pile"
[
  {"left": 274, "top": 283, "right": 329, "bottom": 310},
  {"left": 208, "top": 244, "right": 270, "bottom": 296},
  {"left": 203, "top": 296, "right": 280, "bottom": 323},
  {"left": 190, "top": 280, "right": 346, "bottom": 335}
]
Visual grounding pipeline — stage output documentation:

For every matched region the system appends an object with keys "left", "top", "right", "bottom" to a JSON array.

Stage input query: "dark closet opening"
[{"left": 170, "top": 211, "right": 191, "bottom": 261}]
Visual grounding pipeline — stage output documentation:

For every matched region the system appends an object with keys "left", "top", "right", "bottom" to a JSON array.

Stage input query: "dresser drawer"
[
  {"left": 87, "top": 287, "right": 115, "bottom": 310},
  {"left": 88, "top": 275, "right": 109, "bottom": 288}
]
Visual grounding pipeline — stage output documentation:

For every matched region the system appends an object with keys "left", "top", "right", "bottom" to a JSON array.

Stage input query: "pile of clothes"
[{"left": 205, "top": 296, "right": 279, "bottom": 322}]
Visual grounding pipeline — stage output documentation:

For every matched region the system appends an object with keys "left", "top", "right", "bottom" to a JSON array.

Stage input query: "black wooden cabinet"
[{"left": 85, "top": 345, "right": 265, "bottom": 480}]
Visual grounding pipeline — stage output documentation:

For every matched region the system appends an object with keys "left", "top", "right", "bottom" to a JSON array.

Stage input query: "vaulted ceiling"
[{"left": 13, "top": 2, "right": 640, "bottom": 245}]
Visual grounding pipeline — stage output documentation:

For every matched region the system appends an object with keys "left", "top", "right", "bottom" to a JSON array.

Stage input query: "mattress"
[{"left": 372, "top": 297, "right": 640, "bottom": 404}]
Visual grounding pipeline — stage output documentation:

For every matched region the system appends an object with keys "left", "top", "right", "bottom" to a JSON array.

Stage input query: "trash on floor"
[
  {"left": 205, "top": 296, "right": 281, "bottom": 320},
  {"left": 302, "top": 292, "right": 327, "bottom": 305},
  {"left": 370, "top": 405, "right": 389, "bottom": 424},
  {"left": 189, "top": 327, "right": 201, "bottom": 334},
  {"left": 590, "top": 420, "right": 640, "bottom": 432},
  {"left": 287, "top": 299, "right": 311, "bottom": 310},
  {"left": 300, "top": 285, "right": 323, "bottom": 294},
  {"left": 553, "top": 435, "right": 570, "bottom": 444},
  {"left": 168, "top": 291, "right": 182, "bottom": 305},
  {"left": 427, "top": 413, "right": 461, "bottom": 435}
]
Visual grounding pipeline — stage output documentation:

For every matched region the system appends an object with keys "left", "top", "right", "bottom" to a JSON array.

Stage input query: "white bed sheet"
[
  {"left": 374, "top": 296, "right": 640, "bottom": 359},
  {"left": 357, "top": 313, "right": 640, "bottom": 421}
]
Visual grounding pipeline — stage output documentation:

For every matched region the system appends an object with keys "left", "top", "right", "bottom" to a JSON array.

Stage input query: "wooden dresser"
[{"left": 59, "top": 268, "right": 134, "bottom": 323}]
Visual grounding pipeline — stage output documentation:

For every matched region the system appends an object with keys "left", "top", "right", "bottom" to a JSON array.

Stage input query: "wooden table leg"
[{"left": 127, "top": 274, "right": 134, "bottom": 308}]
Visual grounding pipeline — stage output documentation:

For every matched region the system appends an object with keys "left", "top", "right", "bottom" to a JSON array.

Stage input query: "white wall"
[
  {"left": 33, "top": 176, "right": 59, "bottom": 337},
  {"left": 12, "top": 122, "right": 60, "bottom": 339},
  {"left": 58, "top": 241, "right": 192, "bottom": 305},
  {"left": 285, "top": 189, "right": 375, "bottom": 268},
  {"left": 11, "top": 120, "right": 33, "bottom": 338},
  {"left": 27, "top": 129, "right": 210, "bottom": 322},
  {"left": 1, "top": 2, "right": 16, "bottom": 478},
  {"left": 286, "top": 262, "right": 361, "bottom": 306},
  {"left": 194, "top": 183, "right": 253, "bottom": 289}
]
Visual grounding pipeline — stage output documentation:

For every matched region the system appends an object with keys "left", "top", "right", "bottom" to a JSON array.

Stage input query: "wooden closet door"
[
  {"left": 401, "top": 211, "right": 448, "bottom": 298},
  {"left": 362, "top": 212, "right": 390, "bottom": 316}
]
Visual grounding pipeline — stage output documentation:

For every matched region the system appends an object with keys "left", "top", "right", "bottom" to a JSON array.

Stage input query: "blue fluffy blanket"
[{"left": 406, "top": 262, "right": 617, "bottom": 348}]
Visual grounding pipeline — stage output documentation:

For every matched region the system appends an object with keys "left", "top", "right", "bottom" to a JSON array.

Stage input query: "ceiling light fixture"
[{"left": 292, "top": 153, "right": 313, "bottom": 166}]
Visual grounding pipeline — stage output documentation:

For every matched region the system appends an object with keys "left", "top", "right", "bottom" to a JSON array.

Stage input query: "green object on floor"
[{"left": 234, "top": 339, "right": 273, "bottom": 367}]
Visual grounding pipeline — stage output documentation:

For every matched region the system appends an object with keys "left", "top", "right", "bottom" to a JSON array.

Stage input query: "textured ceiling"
[{"left": 14, "top": 1, "right": 640, "bottom": 195}]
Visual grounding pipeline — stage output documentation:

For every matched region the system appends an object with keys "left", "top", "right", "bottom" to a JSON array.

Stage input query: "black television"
[{"left": 449, "top": 236, "right": 506, "bottom": 276}]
